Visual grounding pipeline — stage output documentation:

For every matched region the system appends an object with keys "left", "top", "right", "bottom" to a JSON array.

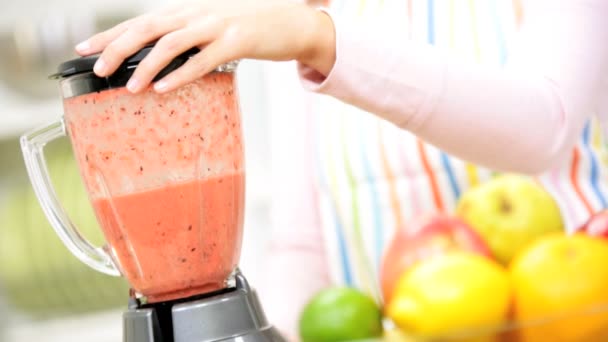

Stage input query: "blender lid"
[
  {"left": 50, "top": 44, "right": 237, "bottom": 79},
  {"left": 52, "top": 43, "right": 238, "bottom": 97}
]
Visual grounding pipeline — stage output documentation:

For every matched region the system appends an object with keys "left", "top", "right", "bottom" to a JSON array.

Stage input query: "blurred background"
[{"left": 0, "top": 1, "right": 275, "bottom": 341}]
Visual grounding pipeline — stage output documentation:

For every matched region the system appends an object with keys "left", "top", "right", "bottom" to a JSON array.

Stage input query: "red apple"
[
  {"left": 578, "top": 210, "right": 608, "bottom": 238},
  {"left": 379, "top": 213, "right": 493, "bottom": 303}
]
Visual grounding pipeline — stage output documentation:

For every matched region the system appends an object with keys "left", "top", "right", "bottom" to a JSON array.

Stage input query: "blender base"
[{"left": 123, "top": 272, "right": 286, "bottom": 342}]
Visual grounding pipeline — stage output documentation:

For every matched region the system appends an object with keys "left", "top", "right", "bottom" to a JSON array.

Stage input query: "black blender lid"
[
  {"left": 50, "top": 43, "right": 201, "bottom": 79},
  {"left": 52, "top": 43, "right": 238, "bottom": 98}
]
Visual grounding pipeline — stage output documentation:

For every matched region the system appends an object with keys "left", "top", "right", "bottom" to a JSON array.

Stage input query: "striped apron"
[{"left": 311, "top": 0, "right": 608, "bottom": 302}]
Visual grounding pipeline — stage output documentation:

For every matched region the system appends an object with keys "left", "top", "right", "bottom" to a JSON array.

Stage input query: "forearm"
[{"left": 299, "top": 0, "right": 608, "bottom": 173}]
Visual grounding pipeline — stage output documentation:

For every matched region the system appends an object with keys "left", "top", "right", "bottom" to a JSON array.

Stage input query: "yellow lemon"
[{"left": 385, "top": 251, "right": 511, "bottom": 342}]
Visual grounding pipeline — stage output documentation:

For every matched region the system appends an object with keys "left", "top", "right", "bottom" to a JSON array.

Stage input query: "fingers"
[
  {"left": 73, "top": 3, "right": 249, "bottom": 93},
  {"left": 126, "top": 18, "right": 221, "bottom": 93},
  {"left": 88, "top": 15, "right": 184, "bottom": 77},
  {"left": 154, "top": 37, "right": 238, "bottom": 94},
  {"left": 97, "top": 15, "right": 184, "bottom": 77}
]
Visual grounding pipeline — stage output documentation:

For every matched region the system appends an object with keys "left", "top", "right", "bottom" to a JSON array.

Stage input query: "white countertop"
[{"left": 3, "top": 310, "right": 123, "bottom": 342}]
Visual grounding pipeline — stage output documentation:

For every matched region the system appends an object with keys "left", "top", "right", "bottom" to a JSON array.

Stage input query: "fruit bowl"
[
  {"left": 296, "top": 175, "right": 608, "bottom": 342},
  {"left": 360, "top": 303, "right": 608, "bottom": 342},
  {"left": 374, "top": 176, "right": 608, "bottom": 342},
  {"left": 374, "top": 234, "right": 608, "bottom": 342}
]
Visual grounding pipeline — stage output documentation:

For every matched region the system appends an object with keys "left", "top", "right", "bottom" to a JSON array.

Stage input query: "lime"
[{"left": 299, "top": 287, "right": 383, "bottom": 342}]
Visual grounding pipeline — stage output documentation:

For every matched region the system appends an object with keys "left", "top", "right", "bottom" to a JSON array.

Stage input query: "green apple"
[{"left": 455, "top": 174, "right": 564, "bottom": 265}]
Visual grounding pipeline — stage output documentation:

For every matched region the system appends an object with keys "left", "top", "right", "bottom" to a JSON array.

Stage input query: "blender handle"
[{"left": 20, "top": 118, "right": 121, "bottom": 277}]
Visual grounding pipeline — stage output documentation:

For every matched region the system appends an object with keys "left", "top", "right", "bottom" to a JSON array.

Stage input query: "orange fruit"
[{"left": 510, "top": 233, "right": 608, "bottom": 341}]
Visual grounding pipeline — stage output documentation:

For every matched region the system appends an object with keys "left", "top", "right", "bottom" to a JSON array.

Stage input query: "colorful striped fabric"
[{"left": 311, "top": 0, "right": 608, "bottom": 303}]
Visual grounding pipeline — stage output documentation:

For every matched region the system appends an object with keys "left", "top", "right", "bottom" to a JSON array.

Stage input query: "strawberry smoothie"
[
  {"left": 62, "top": 72, "right": 245, "bottom": 302},
  {"left": 93, "top": 173, "right": 244, "bottom": 302}
]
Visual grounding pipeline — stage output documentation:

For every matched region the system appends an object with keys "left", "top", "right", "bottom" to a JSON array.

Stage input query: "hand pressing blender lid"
[{"left": 21, "top": 44, "right": 285, "bottom": 342}]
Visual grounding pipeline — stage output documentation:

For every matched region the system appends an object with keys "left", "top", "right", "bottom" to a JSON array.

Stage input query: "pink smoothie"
[
  {"left": 93, "top": 173, "right": 244, "bottom": 303},
  {"left": 63, "top": 72, "right": 245, "bottom": 302},
  {"left": 64, "top": 73, "right": 244, "bottom": 198}
]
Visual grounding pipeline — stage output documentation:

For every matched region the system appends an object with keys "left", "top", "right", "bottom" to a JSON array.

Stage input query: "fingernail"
[
  {"left": 75, "top": 40, "right": 90, "bottom": 52},
  {"left": 126, "top": 78, "right": 140, "bottom": 93},
  {"left": 94, "top": 59, "right": 107, "bottom": 75},
  {"left": 154, "top": 80, "right": 168, "bottom": 92}
]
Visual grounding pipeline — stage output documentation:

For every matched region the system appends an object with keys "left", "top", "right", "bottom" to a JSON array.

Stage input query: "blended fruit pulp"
[
  {"left": 93, "top": 173, "right": 244, "bottom": 303},
  {"left": 63, "top": 73, "right": 245, "bottom": 302}
]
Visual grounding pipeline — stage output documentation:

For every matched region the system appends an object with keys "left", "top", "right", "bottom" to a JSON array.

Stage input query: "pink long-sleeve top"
[{"left": 258, "top": 0, "right": 608, "bottom": 340}]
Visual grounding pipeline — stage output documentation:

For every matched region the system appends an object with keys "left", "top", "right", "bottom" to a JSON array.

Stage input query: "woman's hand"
[{"left": 75, "top": 0, "right": 335, "bottom": 93}]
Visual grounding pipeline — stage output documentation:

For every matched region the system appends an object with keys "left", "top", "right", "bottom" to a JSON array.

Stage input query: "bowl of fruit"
[{"left": 298, "top": 174, "right": 608, "bottom": 342}]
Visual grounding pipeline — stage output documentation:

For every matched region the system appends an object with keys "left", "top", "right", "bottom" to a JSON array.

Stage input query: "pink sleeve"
[
  {"left": 257, "top": 60, "right": 331, "bottom": 341},
  {"left": 300, "top": 0, "right": 608, "bottom": 174}
]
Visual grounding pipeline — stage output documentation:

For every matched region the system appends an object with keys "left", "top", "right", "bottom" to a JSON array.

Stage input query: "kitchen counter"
[
  {"left": 3, "top": 315, "right": 418, "bottom": 342},
  {"left": 3, "top": 310, "right": 123, "bottom": 342}
]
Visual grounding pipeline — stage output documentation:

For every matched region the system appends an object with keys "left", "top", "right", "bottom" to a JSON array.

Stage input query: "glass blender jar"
[{"left": 21, "top": 46, "right": 283, "bottom": 342}]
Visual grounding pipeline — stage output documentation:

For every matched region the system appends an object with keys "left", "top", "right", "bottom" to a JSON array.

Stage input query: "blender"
[{"left": 20, "top": 45, "right": 285, "bottom": 342}]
